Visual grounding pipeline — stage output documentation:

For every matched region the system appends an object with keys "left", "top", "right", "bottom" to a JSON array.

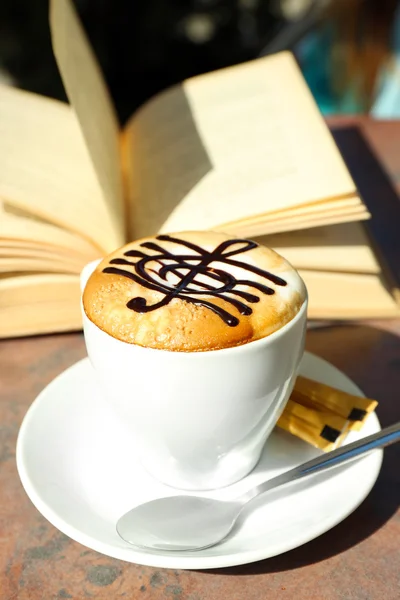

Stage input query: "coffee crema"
[{"left": 83, "top": 231, "right": 306, "bottom": 351}]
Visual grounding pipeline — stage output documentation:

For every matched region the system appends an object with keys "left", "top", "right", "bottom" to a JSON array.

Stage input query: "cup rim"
[{"left": 82, "top": 260, "right": 308, "bottom": 358}]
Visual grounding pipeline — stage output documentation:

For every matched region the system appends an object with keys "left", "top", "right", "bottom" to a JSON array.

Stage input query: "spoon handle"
[{"left": 238, "top": 421, "right": 400, "bottom": 505}]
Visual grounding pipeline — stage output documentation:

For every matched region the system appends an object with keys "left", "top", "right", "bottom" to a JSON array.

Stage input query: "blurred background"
[{"left": 0, "top": 0, "right": 399, "bottom": 124}]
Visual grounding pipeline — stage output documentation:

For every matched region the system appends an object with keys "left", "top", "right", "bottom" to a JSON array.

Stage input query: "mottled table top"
[{"left": 1, "top": 118, "right": 400, "bottom": 599}]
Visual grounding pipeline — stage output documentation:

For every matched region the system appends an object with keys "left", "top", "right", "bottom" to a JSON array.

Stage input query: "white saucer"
[{"left": 16, "top": 352, "right": 382, "bottom": 570}]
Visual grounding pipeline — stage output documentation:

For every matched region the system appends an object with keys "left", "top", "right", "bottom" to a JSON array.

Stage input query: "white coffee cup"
[{"left": 81, "top": 260, "right": 307, "bottom": 491}]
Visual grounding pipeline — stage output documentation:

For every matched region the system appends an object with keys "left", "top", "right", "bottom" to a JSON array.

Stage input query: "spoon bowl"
[{"left": 117, "top": 497, "right": 240, "bottom": 551}]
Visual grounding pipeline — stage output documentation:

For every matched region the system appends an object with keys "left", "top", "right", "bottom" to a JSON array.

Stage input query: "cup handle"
[{"left": 80, "top": 259, "right": 102, "bottom": 293}]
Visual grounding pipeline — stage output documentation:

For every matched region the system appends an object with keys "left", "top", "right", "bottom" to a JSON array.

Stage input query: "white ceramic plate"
[{"left": 16, "top": 352, "right": 382, "bottom": 570}]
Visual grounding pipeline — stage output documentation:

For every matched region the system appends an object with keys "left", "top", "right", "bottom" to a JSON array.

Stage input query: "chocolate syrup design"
[{"left": 103, "top": 235, "right": 287, "bottom": 327}]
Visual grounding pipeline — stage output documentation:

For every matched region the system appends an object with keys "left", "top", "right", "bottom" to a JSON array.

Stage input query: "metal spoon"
[{"left": 117, "top": 422, "right": 400, "bottom": 552}]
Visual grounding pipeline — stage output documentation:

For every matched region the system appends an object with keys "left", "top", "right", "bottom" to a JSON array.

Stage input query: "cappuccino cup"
[{"left": 81, "top": 231, "right": 307, "bottom": 490}]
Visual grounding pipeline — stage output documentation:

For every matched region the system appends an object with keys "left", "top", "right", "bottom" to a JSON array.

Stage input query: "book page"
[
  {"left": 0, "top": 240, "right": 95, "bottom": 261},
  {"left": 0, "top": 273, "right": 81, "bottom": 338},
  {"left": 0, "top": 244, "right": 86, "bottom": 273},
  {"left": 0, "top": 200, "right": 101, "bottom": 261},
  {"left": 50, "top": 0, "right": 125, "bottom": 242},
  {"left": 124, "top": 52, "right": 362, "bottom": 238},
  {"left": 0, "top": 85, "right": 122, "bottom": 253},
  {"left": 228, "top": 213, "right": 366, "bottom": 238},
  {"left": 300, "top": 269, "right": 400, "bottom": 319},
  {"left": 255, "top": 223, "right": 381, "bottom": 274},
  {"left": 219, "top": 195, "right": 365, "bottom": 229},
  {"left": 0, "top": 258, "right": 80, "bottom": 274},
  {"left": 222, "top": 203, "right": 368, "bottom": 237}
]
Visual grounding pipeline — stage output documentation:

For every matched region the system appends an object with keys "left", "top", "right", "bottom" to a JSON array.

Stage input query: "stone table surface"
[{"left": 1, "top": 117, "right": 400, "bottom": 599}]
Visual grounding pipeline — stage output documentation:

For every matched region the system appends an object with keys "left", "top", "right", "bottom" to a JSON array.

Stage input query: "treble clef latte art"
[
  {"left": 83, "top": 231, "right": 306, "bottom": 351},
  {"left": 102, "top": 235, "right": 287, "bottom": 327}
]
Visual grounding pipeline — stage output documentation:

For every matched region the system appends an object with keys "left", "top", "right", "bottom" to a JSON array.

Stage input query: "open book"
[{"left": 0, "top": 0, "right": 398, "bottom": 338}]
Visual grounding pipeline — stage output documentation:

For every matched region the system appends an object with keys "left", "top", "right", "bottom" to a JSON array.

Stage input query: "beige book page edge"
[
  {"left": 0, "top": 273, "right": 81, "bottom": 337},
  {"left": 0, "top": 243, "right": 92, "bottom": 265},
  {"left": 220, "top": 207, "right": 369, "bottom": 238},
  {"left": 226, "top": 203, "right": 367, "bottom": 228},
  {"left": 255, "top": 222, "right": 381, "bottom": 274},
  {"left": 0, "top": 239, "right": 99, "bottom": 261},
  {"left": 0, "top": 258, "right": 81, "bottom": 274},
  {"left": 216, "top": 194, "right": 367, "bottom": 230},
  {"left": 0, "top": 306, "right": 81, "bottom": 338},
  {"left": 301, "top": 270, "right": 400, "bottom": 319},
  {"left": 0, "top": 272, "right": 78, "bottom": 287},
  {"left": 0, "top": 201, "right": 102, "bottom": 260}
]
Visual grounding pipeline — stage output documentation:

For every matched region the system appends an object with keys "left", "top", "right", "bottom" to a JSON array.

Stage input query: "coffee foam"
[{"left": 83, "top": 231, "right": 306, "bottom": 351}]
